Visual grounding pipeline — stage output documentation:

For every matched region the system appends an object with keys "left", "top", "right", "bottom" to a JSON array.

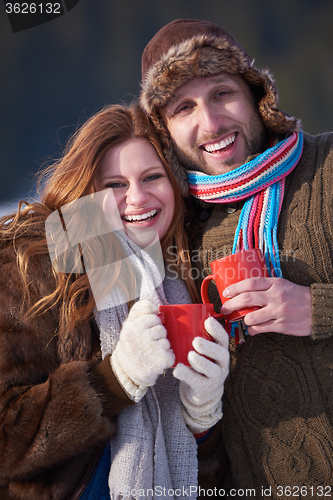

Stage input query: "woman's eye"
[
  {"left": 216, "top": 87, "right": 235, "bottom": 99},
  {"left": 144, "top": 174, "right": 163, "bottom": 182},
  {"left": 105, "top": 182, "right": 125, "bottom": 189}
]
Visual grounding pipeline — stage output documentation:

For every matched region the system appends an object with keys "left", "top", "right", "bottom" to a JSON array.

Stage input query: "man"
[{"left": 140, "top": 18, "right": 333, "bottom": 497}]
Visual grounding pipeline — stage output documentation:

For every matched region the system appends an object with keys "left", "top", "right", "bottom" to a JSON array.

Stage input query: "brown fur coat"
[{"left": 0, "top": 234, "right": 133, "bottom": 500}]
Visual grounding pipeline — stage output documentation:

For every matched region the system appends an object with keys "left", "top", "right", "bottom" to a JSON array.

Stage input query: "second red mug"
[{"left": 201, "top": 248, "right": 269, "bottom": 322}]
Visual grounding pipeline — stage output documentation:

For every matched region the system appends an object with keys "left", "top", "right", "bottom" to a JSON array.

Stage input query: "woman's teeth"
[
  {"left": 123, "top": 209, "right": 158, "bottom": 223},
  {"left": 204, "top": 133, "right": 236, "bottom": 153}
]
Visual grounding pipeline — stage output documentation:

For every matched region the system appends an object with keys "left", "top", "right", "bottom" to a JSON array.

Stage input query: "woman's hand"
[
  {"left": 173, "top": 317, "right": 229, "bottom": 434},
  {"left": 111, "top": 300, "right": 175, "bottom": 402}
]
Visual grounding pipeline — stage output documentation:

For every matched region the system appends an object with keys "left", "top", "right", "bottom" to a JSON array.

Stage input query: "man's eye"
[{"left": 174, "top": 103, "right": 192, "bottom": 115}]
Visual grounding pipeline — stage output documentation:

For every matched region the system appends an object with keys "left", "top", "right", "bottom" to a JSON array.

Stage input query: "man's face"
[{"left": 160, "top": 73, "right": 268, "bottom": 175}]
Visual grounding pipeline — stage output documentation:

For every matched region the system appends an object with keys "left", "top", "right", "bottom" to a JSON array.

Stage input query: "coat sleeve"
[{"left": 0, "top": 244, "right": 133, "bottom": 483}]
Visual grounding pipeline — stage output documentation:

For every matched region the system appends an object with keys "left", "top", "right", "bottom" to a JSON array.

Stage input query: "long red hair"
[{"left": 0, "top": 104, "right": 198, "bottom": 333}]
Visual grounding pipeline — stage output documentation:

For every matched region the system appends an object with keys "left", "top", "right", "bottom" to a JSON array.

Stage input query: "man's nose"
[
  {"left": 126, "top": 183, "right": 150, "bottom": 206},
  {"left": 197, "top": 102, "right": 221, "bottom": 133}
]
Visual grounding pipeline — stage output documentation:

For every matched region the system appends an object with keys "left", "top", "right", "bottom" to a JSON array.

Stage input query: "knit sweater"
[{"left": 190, "top": 132, "right": 333, "bottom": 498}]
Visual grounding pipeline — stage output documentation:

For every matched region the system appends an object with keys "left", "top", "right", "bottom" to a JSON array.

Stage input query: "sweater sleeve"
[
  {"left": 308, "top": 134, "right": 333, "bottom": 340},
  {"left": 311, "top": 284, "right": 333, "bottom": 340},
  {"left": 281, "top": 132, "right": 333, "bottom": 341}
]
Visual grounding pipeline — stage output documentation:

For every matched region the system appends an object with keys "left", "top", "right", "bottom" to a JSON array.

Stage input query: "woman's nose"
[{"left": 126, "top": 183, "right": 150, "bottom": 206}]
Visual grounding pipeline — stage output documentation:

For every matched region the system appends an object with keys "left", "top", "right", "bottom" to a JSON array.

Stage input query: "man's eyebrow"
[
  {"left": 163, "top": 92, "right": 187, "bottom": 110},
  {"left": 210, "top": 74, "right": 234, "bottom": 84},
  {"left": 163, "top": 74, "right": 234, "bottom": 111}
]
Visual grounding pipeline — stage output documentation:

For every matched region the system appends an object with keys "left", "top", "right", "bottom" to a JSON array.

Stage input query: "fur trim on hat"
[
  {"left": 141, "top": 34, "right": 250, "bottom": 113},
  {"left": 140, "top": 25, "right": 301, "bottom": 197},
  {"left": 141, "top": 32, "right": 300, "bottom": 135}
]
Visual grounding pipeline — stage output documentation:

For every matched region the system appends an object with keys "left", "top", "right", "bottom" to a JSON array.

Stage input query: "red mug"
[
  {"left": 159, "top": 303, "right": 223, "bottom": 367},
  {"left": 201, "top": 248, "right": 269, "bottom": 322}
]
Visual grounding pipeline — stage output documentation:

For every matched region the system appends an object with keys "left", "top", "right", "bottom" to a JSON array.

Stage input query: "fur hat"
[{"left": 140, "top": 19, "right": 301, "bottom": 197}]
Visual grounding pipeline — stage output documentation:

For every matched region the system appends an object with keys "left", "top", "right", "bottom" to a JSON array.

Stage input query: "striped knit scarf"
[{"left": 187, "top": 131, "right": 303, "bottom": 277}]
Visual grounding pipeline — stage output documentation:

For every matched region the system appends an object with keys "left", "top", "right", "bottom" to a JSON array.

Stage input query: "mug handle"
[
  {"left": 201, "top": 275, "right": 224, "bottom": 320},
  {"left": 201, "top": 274, "right": 213, "bottom": 304}
]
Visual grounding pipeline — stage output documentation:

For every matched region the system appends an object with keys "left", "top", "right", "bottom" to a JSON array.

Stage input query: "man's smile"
[{"left": 200, "top": 133, "right": 237, "bottom": 154}]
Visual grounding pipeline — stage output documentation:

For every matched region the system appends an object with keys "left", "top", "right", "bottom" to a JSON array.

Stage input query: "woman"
[{"left": 0, "top": 104, "right": 229, "bottom": 499}]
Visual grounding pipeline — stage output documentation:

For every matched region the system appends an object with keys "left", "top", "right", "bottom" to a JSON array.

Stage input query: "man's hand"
[{"left": 221, "top": 277, "right": 312, "bottom": 337}]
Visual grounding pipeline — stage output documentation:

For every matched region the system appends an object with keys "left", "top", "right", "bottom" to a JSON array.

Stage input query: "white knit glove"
[
  {"left": 173, "top": 317, "right": 230, "bottom": 434},
  {"left": 111, "top": 300, "right": 175, "bottom": 402}
]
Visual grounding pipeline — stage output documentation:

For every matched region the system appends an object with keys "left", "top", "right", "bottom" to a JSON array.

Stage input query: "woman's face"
[{"left": 94, "top": 137, "right": 175, "bottom": 247}]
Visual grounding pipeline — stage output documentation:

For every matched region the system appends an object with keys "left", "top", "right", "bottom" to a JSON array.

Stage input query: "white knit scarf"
[{"left": 94, "top": 232, "right": 198, "bottom": 500}]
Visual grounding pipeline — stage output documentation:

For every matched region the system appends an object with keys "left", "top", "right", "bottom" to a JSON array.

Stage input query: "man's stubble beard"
[{"left": 171, "top": 114, "right": 268, "bottom": 176}]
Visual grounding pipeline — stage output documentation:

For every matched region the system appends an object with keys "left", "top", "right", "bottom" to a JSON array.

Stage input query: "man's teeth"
[
  {"left": 123, "top": 209, "right": 158, "bottom": 223},
  {"left": 204, "top": 133, "right": 236, "bottom": 153}
]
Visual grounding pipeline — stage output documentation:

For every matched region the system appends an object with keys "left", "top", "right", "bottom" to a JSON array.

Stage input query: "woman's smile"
[{"left": 94, "top": 137, "right": 175, "bottom": 247}]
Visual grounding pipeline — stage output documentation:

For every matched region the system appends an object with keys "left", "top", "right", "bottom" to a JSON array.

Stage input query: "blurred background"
[{"left": 1, "top": 0, "right": 333, "bottom": 216}]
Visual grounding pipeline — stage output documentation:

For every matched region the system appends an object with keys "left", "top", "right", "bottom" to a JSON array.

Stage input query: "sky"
[{"left": 1, "top": 0, "right": 332, "bottom": 216}]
